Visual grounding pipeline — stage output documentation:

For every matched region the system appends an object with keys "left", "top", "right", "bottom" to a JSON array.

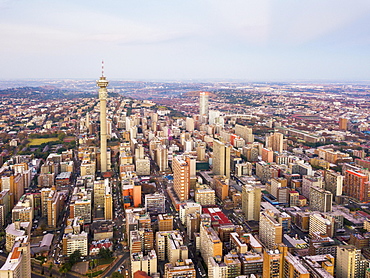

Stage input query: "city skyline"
[{"left": 1, "top": 0, "right": 370, "bottom": 81}]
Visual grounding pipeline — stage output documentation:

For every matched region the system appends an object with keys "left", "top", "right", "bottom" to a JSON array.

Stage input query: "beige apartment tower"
[
  {"left": 173, "top": 156, "right": 190, "bottom": 202},
  {"left": 242, "top": 184, "right": 261, "bottom": 221},
  {"left": 213, "top": 139, "right": 231, "bottom": 178},
  {"left": 97, "top": 67, "right": 109, "bottom": 173}
]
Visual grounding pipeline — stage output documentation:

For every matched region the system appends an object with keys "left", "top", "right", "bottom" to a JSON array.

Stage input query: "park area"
[{"left": 28, "top": 137, "right": 59, "bottom": 146}]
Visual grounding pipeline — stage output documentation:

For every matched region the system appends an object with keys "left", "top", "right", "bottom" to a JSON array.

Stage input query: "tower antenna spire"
[{"left": 101, "top": 60, "right": 105, "bottom": 77}]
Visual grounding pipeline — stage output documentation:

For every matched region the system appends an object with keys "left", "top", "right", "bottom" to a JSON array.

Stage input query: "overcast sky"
[{"left": 1, "top": 0, "right": 370, "bottom": 81}]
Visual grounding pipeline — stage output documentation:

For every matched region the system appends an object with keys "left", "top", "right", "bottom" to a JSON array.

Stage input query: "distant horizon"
[
  {"left": 1, "top": 1, "right": 370, "bottom": 81},
  {"left": 1, "top": 77, "right": 370, "bottom": 85}
]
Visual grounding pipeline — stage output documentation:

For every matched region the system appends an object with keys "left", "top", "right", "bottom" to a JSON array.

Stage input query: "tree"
[
  {"left": 49, "top": 262, "right": 53, "bottom": 277},
  {"left": 68, "top": 250, "right": 82, "bottom": 265},
  {"left": 98, "top": 248, "right": 112, "bottom": 259}
]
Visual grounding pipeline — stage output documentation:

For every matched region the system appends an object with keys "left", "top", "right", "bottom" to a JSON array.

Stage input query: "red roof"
[{"left": 202, "top": 207, "right": 231, "bottom": 225}]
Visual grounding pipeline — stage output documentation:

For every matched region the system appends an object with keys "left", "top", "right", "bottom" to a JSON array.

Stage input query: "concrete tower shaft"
[{"left": 97, "top": 72, "right": 109, "bottom": 173}]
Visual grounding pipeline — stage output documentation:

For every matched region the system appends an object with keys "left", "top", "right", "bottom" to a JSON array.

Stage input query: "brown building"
[
  {"left": 158, "top": 214, "right": 173, "bottom": 231},
  {"left": 212, "top": 175, "right": 229, "bottom": 201},
  {"left": 343, "top": 170, "right": 369, "bottom": 202}
]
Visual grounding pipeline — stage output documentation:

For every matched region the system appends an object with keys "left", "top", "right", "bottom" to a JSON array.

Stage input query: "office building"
[
  {"left": 212, "top": 139, "right": 231, "bottom": 178},
  {"left": 199, "top": 91, "right": 209, "bottom": 123},
  {"left": 239, "top": 252, "right": 263, "bottom": 276},
  {"left": 235, "top": 124, "right": 254, "bottom": 143},
  {"left": 302, "top": 175, "right": 322, "bottom": 199},
  {"left": 156, "top": 231, "right": 187, "bottom": 263},
  {"left": 5, "top": 221, "right": 31, "bottom": 252},
  {"left": 199, "top": 224, "right": 223, "bottom": 263},
  {"left": 179, "top": 202, "right": 202, "bottom": 226},
  {"left": 283, "top": 252, "right": 310, "bottom": 278},
  {"left": 336, "top": 245, "right": 369, "bottom": 278},
  {"left": 262, "top": 246, "right": 287, "bottom": 278},
  {"left": 0, "top": 236, "right": 31, "bottom": 278},
  {"left": 195, "top": 187, "right": 215, "bottom": 206},
  {"left": 343, "top": 170, "right": 370, "bottom": 202},
  {"left": 158, "top": 214, "right": 173, "bottom": 231},
  {"left": 242, "top": 183, "right": 261, "bottom": 221},
  {"left": 62, "top": 231, "right": 88, "bottom": 256},
  {"left": 164, "top": 259, "right": 196, "bottom": 278},
  {"left": 324, "top": 170, "right": 343, "bottom": 196},
  {"left": 145, "top": 193, "right": 165, "bottom": 214},
  {"left": 309, "top": 213, "right": 334, "bottom": 238},
  {"left": 301, "top": 254, "right": 335, "bottom": 277},
  {"left": 259, "top": 210, "right": 283, "bottom": 249},
  {"left": 266, "top": 132, "right": 284, "bottom": 153},
  {"left": 173, "top": 156, "right": 190, "bottom": 202},
  {"left": 130, "top": 228, "right": 154, "bottom": 254},
  {"left": 131, "top": 250, "right": 158, "bottom": 278},
  {"left": 212, "top": 175, "right": 229, "bottom": 201},
  {"left": 309, "top": 187, "right": 332, "bottom": 213},
  {"left": 339, "top": 117, "right": 348, "bottom": 130}
]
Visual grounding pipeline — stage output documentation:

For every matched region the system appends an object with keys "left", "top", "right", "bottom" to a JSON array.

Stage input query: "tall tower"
[
  {"left": 199, "top": 91, "right": 209, "bottom": 124},
  {"left": 213, "top": 139, "right": 231, "bottom": 178},
  {"left": 173, "top": 155, "right": 190, "bottom": 202},
  {"left": 97, "top": 62, "right": 109, "bottom": 173}
]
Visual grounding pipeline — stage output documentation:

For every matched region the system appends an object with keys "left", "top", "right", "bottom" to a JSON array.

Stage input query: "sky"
[{"left": 1, "top": 0, "right": 370, "bottom": 81}]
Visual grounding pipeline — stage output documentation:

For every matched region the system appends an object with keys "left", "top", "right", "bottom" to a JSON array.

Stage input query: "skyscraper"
[
  {"left": 213, "top": 139, "right": 231, "bottom": 178},
  {"left": 242, "top": 183, "right": 262, "bottom": 221},
  {"left": 97, "top": 64, "right": 109, "bottom": 173},
  {"left": 199, "top": 91, "right": 209, "bottom": 124},
  {"left": 336, "top": 245, "right": 369, "bottom": 278},
  {"left": 173, "top": 156, "right": 190, "bottom": 202}
]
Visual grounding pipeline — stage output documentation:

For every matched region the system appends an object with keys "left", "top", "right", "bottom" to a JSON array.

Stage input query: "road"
[{"left": 103, "top": 254, "right": 129, "bottom": 278}]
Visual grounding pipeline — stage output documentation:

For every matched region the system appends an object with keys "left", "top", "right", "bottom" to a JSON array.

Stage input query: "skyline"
[{"left": 1, "top": 0, "right": 370, "bottom": 81}]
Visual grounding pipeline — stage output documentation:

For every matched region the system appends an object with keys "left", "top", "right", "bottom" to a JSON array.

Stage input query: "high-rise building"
[
  {"left": 339, "top": 117, "right": 348, "bottom": 130},
  {"left": 130, "top": 228, "right": 154, "bottom": 254},
  {"left": 131, "top": 250, "right": 158, "bottom": 278},
  {"left": 266, "top": 132, "right": 284, "bottom": 153},
  {"left": 301, "top": 254, "right": 335, "bottom": 277},
  {"left": 5, "top": 221, "right": 31, "bottom": 252},
  {"left": 164, "top": 259, "right": 196, "bottom": 278},
  {"left": 158, "top": 214, "right": 173, "bottom": 231},
  {"left": 336, "top": 245, "right": 369, "bottom": 278},
  {"left": 309, "top": 186, "right": 332, "bottom": 212},
  {"left": 173, "top": 156, "right": 190, "bottom": 202},
  {"left": 185, "top": 117, "right": 195, "bottom": 132},
  {"left": 97, "top": 66, "right": 109, "bottom": 173},
  {"left": 262, "top": 246, "right": 287, "bottom": 278},
  {"left": 212, "top": 139, "right": 231, "bottom": 178},
  {"left": 212, "top": 176, "right": 229, "bottom": 201},
  {"left": 242, "top": 183, "right": 262, "bottom": 221},
  {"left": 199, "top": 91, "right": 209, "bottom": 123},
  {"left": 324, "top": 170, "right": 343, "bottom": 196},
  {"left": 343, "top": 170, "right": 370, "bottom": 202},
  {"left": 200, "top": 223, "right": 223, "bottom": 263},
  {"left": 195, "top": 187, "right": 215, "bottom": 206},
  {"left": 261, "top": 148, "right": 274, "bottom": 163},
  {"left": 302, "top": 175, "right": 322, "bottom": 199},
  {"left": 208, "top": 254, "right": 241, "bottom": 278},
  {"left": 235, "top": 124, "right": 254, "bottom": 143},
  {"left": 155, "top": 145, "right": 168, "bottom": 172},
  {"left": 283, "top": 252, "right": 310, "bottom": 278},
  {"left": 179, "top": 202, "right": 202, "bottom": 226},
  {"left": 0, "top": 236, "right": 31, "bottom": 278},
  {"left": 259, "top": 210, "right": 283, "bottom": 249},
  {"left": 309, "top": 213, "right": 334, "bottom": 238},
  {"left": 156, "top": 231, "right": 187, "bottom": 263},
  {"left": 62, "top": 231, "right": 88, "bottom": 256},
  {"left": 93, "top": 178, "right": 112, "bottom": 220},
  {"left": 145, "top": 193, "right": 165, "bottom": 214}
]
